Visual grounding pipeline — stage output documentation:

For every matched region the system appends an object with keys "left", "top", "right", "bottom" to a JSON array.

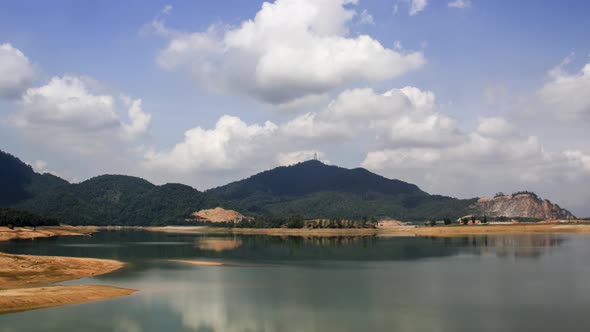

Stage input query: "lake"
[{"left": 1, "top": 230, "right": 590, "bottom": 332}]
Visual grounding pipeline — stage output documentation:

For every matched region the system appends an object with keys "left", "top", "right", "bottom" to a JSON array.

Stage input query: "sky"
[{"left": 1, "top": 0, "right": 590, "bottom": 215}]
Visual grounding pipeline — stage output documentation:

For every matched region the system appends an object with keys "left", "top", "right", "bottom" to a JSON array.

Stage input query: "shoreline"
[
  {"left": 0, "top": 252, "right": 136, "bottom": 314},
  {"left": 144, "top": 223, "right": 590, "bottom": 237},
  {"left": 0, "top": 225, "right": 97, "bottom": 242}
]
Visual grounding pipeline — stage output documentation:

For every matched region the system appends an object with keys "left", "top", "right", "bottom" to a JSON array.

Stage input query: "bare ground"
[
  {"left": 0, "top": 226, "right": 96, "bottom": 242},
  {"left": 145, "top": 223, "right": 590, "bottom": 238},
  {"left": 0, "top": 285, "right": 135, "bottom": 314},
  {"left": 0, "top": 252, "right": 136, "bottom": 314}
]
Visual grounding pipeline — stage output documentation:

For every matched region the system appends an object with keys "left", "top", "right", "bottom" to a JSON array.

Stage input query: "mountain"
[
  {"left": 2, "top": 149, "right": 578, "bottom": 224},
  {"left": 472, "top": 192, "right": 576, "bottom": 220},
  {"left": 0, "top": 150, "right": 68, "bottom": 206},
  {"left": 207, "top": 160, "right": 476, "bottom": 221},
  {"left": 0, "top": 149, "right": 224, "bottom": 225},
  {"left": 16, "top": 175, "right": 223, "bottom": 225}
]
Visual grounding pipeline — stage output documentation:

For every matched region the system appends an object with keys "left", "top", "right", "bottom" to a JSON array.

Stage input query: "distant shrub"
[{"left": 512, "top": 191, "right": 538, "bottom": 198}]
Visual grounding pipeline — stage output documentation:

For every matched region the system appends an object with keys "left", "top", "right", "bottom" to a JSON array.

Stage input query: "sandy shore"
[
  {"left": 145, "top": 223, "right": 590, "bottom": 238},
  {"left": 0, "top": 285, "right": 135, "bottom": 314},
  {"left": 169, "top": 259, "right": 225, "bottom": 266},
  {"left": 0, "top": 252, "right": 136, "bottom": 314},
  {"left": 0, "top": 225, "right": 96, "bottom": 242}
]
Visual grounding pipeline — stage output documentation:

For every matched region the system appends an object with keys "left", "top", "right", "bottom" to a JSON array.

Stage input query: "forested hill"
[
  {"left": 209, "top": 160, "right": 425, "bottom": 198},
  {"left": 0, "top": 149, "right": 223, "bottom": 225},
  {"left": 0, "top": 150, "right": 68, "bottom": 205},
  {"left": 1, "top": 149, "right": 475, "bottom": 223},
  {"left": 16, "top": 175, "right": 223, "bottom": 226},
  {"left": 207, "top": 160, "right": 475, "bottom": 221}
]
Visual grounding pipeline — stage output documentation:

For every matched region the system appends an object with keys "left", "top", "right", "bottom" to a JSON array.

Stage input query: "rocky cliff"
[{"left": 472, "top": 193, "right": 575, "bottom": 220}]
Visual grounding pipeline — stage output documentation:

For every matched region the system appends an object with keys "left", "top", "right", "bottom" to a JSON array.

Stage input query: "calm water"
[{"left": 1, "top": 231, "right": 590, "bottom": 332}]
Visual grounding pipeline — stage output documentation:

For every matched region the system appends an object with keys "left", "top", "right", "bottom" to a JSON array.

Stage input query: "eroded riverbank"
[
  {"left": 145, "top": 223, "right": 590, "bottom": 237},
  {"left": 0, "top": 252, "right": 136, "bottom": 314}
]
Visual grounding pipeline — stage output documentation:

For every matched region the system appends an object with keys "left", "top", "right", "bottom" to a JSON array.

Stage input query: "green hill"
[
  {"left": 1, "top": 149, "right": 475, "bottom": 224},
  {"left": 207, "top": 160, "right": 475, "bottom": 221},
  {"left": 0, "top": 150, "right": 68, "bottom": 205},
  {"left": 16, "top": 175, "right": 223, "bottom": 226},
  {"left": 0, "top": 149, "right": 224, "bottom": 225}
]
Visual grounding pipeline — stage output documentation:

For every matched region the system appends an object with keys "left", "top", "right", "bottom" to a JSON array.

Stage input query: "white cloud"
[
  {"left": 448, "top": 0, "right": 471, "bottom": 9},
  {"left": 538, "top": 57, "right": 590, "bottom": 120},
  {"left": 476, "top": 117, "right": 514, "bottom": 137},
  {"left": 0, "top": 43, "right": 36, "bottom": 98},
  {"left": 143, "top": 115, "right": 278, "bottom": 173},
  {"left": 397, "top": 86, "right": 435, "bottom": 110},
  {"left": 409, "top": 0, "right": 428, "bottom": 16},
  {"left": 282, "top": 86, "right": 461, "bottom": 148},
  {"left": 30, "top": 160, "right": 48, "bottom": 173},
  {"left": 155, "top": 0, "right": 425, "bottom": 107},
  {"left": 121, "top": 96, "right": 151, "bottom": 140},
  {"left": 359, "top": 9, "right": 375, "bottom": 25},
  {"left": 12, "top": 75, "right": 150, "bottom": 153},
  {"left": 357, "top": 113, "right": 590, "bottom": 206},
  {"left": 18, "top": 76, "right": 119, "bottom": 130},
  {"left": 162, "top": 4, "right": 173, "bottom": 15},
  {"left": 564, "top": 150, "right": 590, "bottom": 172},
  {"left": 277, "top": 150, "right": 330, "bottom": 166}
]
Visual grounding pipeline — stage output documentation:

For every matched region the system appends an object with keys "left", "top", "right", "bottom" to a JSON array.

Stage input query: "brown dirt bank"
[
  {"left": 145, "top": 226, "right": 383, "bottom": 237},
  {"left": 397, "top": 223, "right": 590, "bottom": 237},
  {"left": 169, "top": 259, "right": 225, "bottom": 266},
  {"left": 0, "top": 225, "right": 96, "bottom": 242},
  {"left": 145, "top": 224, "right": 590, "bottom": 238},
  {"left": 0, "top": 285, "right": 135, "bottom": 314},
  {"left": 0, "top": 253, "right": 135, "bottom": 314}
]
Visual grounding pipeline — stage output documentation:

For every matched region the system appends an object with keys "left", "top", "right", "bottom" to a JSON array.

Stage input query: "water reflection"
[
  {"left": 0, "top": 231, "right": 568, "bottom": 263},
  {"left": 195, "top": 238, "right": 243, "bottom": 252},
  {"left": 1, "top": 232, "right": 590, "bottom": 332},
  {"left": 423, "top": 234, "right": 565, "bottom": 259}
]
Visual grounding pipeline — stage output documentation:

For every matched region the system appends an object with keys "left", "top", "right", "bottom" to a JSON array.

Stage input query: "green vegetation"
[
  {"left": 207, "top": 160, "right": 476, "bottom": 221},
  {"left": 494, "top": 191, "right": 539, "bottom": 199},
  {"left": 0, "top": 149, "right": 476, "bottom": 226},
  {"left": 194, "top": 215, "right": 379, "bottom": 229},
  {"left": 0, "top": 208, "right": 59, "bottom": 228},
  {"left": 16, "top": 175, "right": 224, "bottom": 226},
  {"left": 0, "top": 150, "right": 68, "bottom": 205}
]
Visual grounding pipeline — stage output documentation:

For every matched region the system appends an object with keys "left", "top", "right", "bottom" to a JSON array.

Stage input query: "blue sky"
[{"left": 1, "top": 0, "right": 590, "bottom": 215}]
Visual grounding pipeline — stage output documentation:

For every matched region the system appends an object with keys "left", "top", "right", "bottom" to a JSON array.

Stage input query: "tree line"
[{"left": 0, "top": 208, "right": 60, "bottom": 228}]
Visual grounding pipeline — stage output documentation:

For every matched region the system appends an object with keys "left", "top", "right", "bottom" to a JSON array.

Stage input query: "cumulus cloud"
[
  {"left": 143, "top": 115, "right": 278, "bottom": 173},
  {"left": 476, "top": 117, "right": 514, "bottom": 137},
  {"left": 121, "top": 96, "right": 151, "bottom": 140},
  {"left": 448, "top": 0, "right": 471, "bottom": 9},
  {"left": 283, "top": 86, "right": 462, "bottom": 148},
  {"left": 538, "top": 56, "right": 590, "bottom": 120},
  {"left": 358, "top": 113, "right": 590, "bottom": 207},
  {"left": 154, "top": 0, "right": 425, "bottom": 107},
  {"left": 277, "top": 150, "right": 330, "bottom": 166},
  {"left": 141, "top": 86, "right": 462, "bottom": 187},
  {"left": 12, "top": 75, "right": 150, "bottom": 153},
  {"left": 408, "top": 0, "right": 428, "bottom": 16},
  {"left": 0, "top": 43, "right": 36, "bottom": 98},
  {"left": 564, "top": 150, "right": 590, "bottom": 172}
]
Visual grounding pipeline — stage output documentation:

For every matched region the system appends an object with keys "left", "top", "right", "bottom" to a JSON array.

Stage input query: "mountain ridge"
[
  {"left": 0, "top": 148, "right": 578, "bottom": 224},
  {"left": 207, "top": 160, "right": 474, "bottom": 220}
]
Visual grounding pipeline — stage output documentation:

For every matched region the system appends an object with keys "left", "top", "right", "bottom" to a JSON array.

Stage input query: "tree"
[{"left": 443, "top": 218, "right": 451, "bottom": 225}]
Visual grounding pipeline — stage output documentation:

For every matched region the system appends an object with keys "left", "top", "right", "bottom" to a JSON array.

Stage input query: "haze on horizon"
[{"left": 0, "top": 0, "right": 589, "bottom": 215}]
